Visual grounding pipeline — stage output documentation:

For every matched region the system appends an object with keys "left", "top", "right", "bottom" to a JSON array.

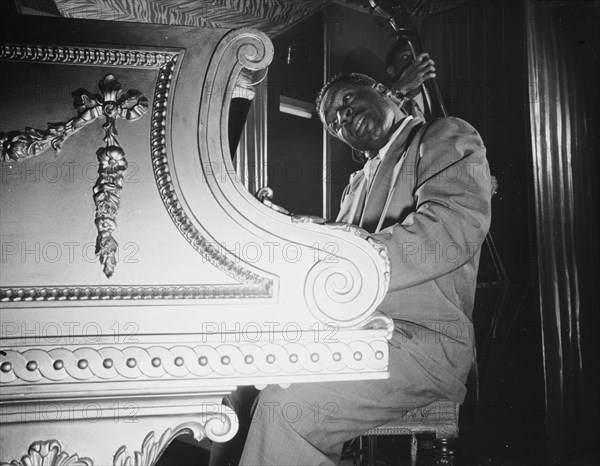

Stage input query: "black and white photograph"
[{"left": 1, "top": 1, "right": 598, "bottom": 465}]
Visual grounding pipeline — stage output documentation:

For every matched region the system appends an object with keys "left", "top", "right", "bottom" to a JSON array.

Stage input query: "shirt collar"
[{"left": 376, "top": 116, "right": 414, "bottom": 161}]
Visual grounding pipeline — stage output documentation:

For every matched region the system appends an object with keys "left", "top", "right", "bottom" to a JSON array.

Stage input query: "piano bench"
[{"left": 355, "top": 400, "right": 459, "bottom": 466}]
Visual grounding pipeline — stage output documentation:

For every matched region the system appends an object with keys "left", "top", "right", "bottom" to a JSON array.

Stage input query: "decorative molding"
[
  {"left": 0, "top": 43, "right": 177, "bottom": 68},
  {"left": 0, "top": 72, "right": 148, "bottom": 278},
  {"left": 291, "top": 217, "right": 391, "bottom": 277},
  {"left": 113, "top": 425, "right": 194, "bottom": 466},
  {"left": 0, "top": 44, "right": 164, "bottom": 164},
  {"left": 90, "top": 74, "right": 148, "bottom": 278},
  {"left": 0, "top": 440, "right": 93, "bottom": 466},
  {"left": 1, "top": 123, "right": 84, "bottom": 163},
  {"left": 0, "top": 38, "right": 272, "bottom": 297},
  {"left": 0, "top": 283, "right": 269, "bottom": 302},
  {"left": 0, "top": 339, "right": 388, "bottom": 384},
  {"left": 113, "top": 419, "right": 235, "bottom": 465},
  {"left": 148, "top": 56, "right": 272, "bottom": 295},
  {"left": 256, "top": 187, "right": 291, "bottom": 215},
  {"left": 304, "top": 259, "right": 368, "bottom": 324},
  {"left": 289, "top": 218, "right": 391, "bottom": 324}
]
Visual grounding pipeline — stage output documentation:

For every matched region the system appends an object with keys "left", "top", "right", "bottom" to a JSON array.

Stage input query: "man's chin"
[{"left": 348, "top": 138, "right": 369, "bottom": 153}]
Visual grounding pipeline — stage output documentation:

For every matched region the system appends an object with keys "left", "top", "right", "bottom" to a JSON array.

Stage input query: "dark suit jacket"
[{"left": 337, "top": 116, "right": 492, "bottom": 401}]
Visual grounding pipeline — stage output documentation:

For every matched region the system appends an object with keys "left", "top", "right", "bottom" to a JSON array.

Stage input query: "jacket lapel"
[
  {"left": 359, "top": 119, "right": 423, "bottom": 232},
  {"left": 336, "top": 171, "right": 368, "bottom": 224}
]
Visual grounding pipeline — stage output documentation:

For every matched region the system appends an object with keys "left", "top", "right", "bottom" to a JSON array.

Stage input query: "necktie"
[{"left": 365, "top": 155, "right": 382, "bottom": 189}]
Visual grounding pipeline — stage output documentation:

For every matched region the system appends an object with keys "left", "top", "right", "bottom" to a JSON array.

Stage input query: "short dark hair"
[{"left": 315, "top": 72, "right": 379, "bottom": 122}]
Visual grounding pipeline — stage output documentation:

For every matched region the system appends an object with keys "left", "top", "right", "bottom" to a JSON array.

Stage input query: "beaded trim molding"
[{"left": 0, "top": 38, "right": 273, "bottom": 301}]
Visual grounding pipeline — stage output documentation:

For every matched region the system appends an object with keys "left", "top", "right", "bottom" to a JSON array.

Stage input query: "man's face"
[
  {"left": 320, "top": 82, "right": 398, "bottom": 154},
  {"left": 388, "top": 44, "right": 413, "bottom": 79}
]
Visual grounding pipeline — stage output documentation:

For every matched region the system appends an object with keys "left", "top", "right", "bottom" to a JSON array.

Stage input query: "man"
[
  {"left": 385, "top": 38, "right": 436, "bottom": 121},
  {"left": 239, "top": 73, "right": 492, "bottom": 466}
]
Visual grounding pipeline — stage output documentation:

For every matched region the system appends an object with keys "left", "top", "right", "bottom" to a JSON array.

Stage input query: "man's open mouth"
[{"left": 351, "top": 112, "right": 367, "bottom": 137}]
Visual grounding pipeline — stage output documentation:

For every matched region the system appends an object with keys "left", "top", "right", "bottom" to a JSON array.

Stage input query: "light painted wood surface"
[{"left": 0, "top": 15, "right": 392, "bottom": 465}]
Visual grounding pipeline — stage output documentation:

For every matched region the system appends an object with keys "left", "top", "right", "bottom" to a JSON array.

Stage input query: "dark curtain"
[
  {"left": 416, "top": 0, "right": 599, "bottom": 462},
  {"left": 525, "top": 1, "right": 600, "bottom": 461},
  {"left": 417, "top": 1, "right": 545, "bottom": 462}
]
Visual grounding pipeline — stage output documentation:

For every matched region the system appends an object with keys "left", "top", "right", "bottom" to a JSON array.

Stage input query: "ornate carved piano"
[{"left": 0, "top": 15, "right": 391, "bottom": 465}]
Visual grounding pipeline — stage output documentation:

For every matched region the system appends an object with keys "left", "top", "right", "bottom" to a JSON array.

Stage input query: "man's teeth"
[{"left": 355, "top": 115, "right": 365, "bottom": 133}]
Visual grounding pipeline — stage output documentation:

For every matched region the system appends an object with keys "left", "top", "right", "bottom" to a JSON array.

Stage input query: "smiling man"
[
  {"left": 321, "top": 74, "right": 405, "bottom": 157},
  {"left": 239, "top": 73, "right": 492, "bottom": 466}
]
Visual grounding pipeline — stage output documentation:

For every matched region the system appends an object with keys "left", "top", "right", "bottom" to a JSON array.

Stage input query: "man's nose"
[{"left": 337, "top": 106, "right": 353, "bottom": 127}]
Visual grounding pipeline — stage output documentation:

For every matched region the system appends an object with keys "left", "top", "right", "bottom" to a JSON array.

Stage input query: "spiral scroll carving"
[
  {"left": 302, "top": 222, "right": 391, "bottom": 327},
  {"left": 202, "top": 409, "right": 238, "bottom": 443},
  {"left": 227, "top": 29, "right": 274, "bottom": 72},
  {"left": 305, "top": 259, "right": 371, "bottom": 326},
  {"left": 325, "top": 222, "right": 392, "bottom": 281}
]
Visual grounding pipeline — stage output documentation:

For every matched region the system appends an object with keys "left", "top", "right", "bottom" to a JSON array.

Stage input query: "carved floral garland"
[{"left": 0, "top": 73, "right": 147, "bottom": 278}]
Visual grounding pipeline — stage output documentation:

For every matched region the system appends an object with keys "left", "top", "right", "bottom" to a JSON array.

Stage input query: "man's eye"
[
  {"left": 329, "top": 120, "right": 339, "bottom": 132},
  {"left": 342, "top": 94, "right": 351, "bottom": 104}
]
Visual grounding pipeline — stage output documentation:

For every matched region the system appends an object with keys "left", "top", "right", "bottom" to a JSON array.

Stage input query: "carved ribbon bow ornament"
[
  {"left": 86, "top": 75, "right": 148, "bottom": 278},
  {"left": 0, "top": 74, "right": 148, "bottom": 278}
]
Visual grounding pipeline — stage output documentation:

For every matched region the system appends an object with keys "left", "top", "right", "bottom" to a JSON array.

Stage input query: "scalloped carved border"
[
  {"left": 0, "top": 38, "right": 273, "bottom": 301},
  {"left": 0, "top": 339, "right": 388, "bottom": 384}
]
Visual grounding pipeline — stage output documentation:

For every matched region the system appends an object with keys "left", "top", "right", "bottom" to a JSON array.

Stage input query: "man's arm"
[
  {"left": 371, "top": 117, "right": 492, "bottom": 292},
  {"left": 390, "top": 53, "right": 436, "bottom": 98}
]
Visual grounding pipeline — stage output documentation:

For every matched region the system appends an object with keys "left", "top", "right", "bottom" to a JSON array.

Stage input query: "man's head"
[
  {"left": 385, "top": 38, "right": 414, "bottom": 81},
  {"left": 316, "top": 73, "right": 405, "bottom": 157}
]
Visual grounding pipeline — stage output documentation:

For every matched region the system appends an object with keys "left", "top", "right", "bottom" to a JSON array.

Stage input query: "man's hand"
[{"left": 393, "top": 53, "right": 436, "bottom": 97}]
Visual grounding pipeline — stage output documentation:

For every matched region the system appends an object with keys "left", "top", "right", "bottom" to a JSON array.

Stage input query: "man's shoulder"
[
  {"left": 416, "top": 116, "right": 486, "bottom": 174},
  {"left": 423, "top": 116, "right": 483, "bottom": 143}
]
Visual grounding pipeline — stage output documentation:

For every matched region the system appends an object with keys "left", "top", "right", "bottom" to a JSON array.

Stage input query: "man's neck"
[{"left": 365, "top": 116, "right": 410, "bottom": 159}]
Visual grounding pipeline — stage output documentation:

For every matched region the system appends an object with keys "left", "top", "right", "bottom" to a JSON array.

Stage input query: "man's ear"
[{"left": 374, "top": 83, "right": 391, "bottom": 97}]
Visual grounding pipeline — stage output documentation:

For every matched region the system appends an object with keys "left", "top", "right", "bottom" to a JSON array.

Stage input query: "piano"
[{"left": 0, "top": 15, "right": 392, "bottom": 465}]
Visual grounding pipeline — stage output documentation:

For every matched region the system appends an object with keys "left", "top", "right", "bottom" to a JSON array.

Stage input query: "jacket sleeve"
[
  {"left": 371, "top": 117, "right": 492, "bottom": 292},
  {"left": 335, "top": 183, "right": 351, "bottom": 222}
]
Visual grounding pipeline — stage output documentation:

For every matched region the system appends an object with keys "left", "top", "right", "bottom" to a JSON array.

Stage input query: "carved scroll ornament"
[
  {"left": 0, "top": 74, "right": 147, "bottom": 278},
  {"left": 0, "top": 440, "right": 93, "bottom": 466},
  {"left": 0, "top": 419, "right": 235, "bottom": 466},
  {"left": 113, "top": 419, "right": 236, "bottom": 466},
  {"left": 113, "top": 427, "right": 189, "bottom": 466}
]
